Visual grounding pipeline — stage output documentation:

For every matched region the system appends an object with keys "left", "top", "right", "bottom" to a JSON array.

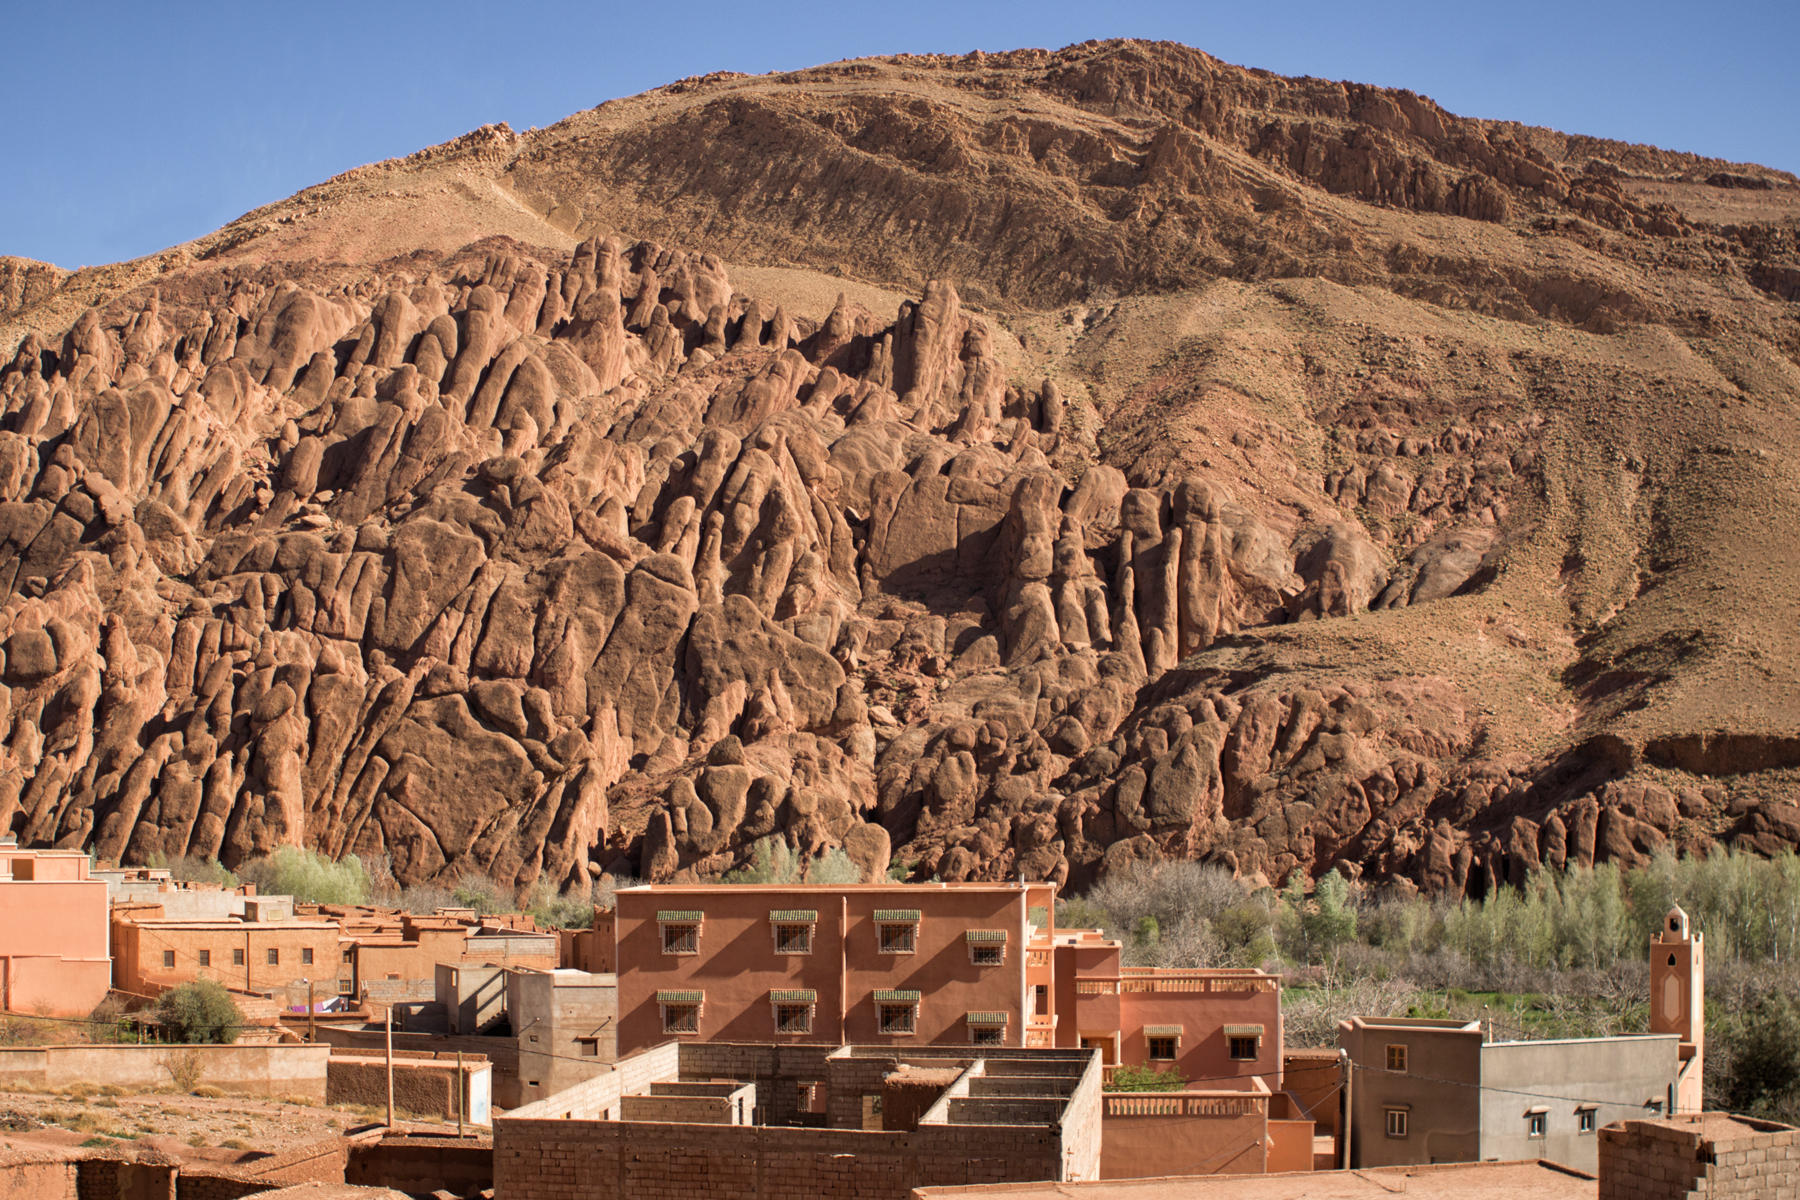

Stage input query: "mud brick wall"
[
  {"left": 494, "top": 1117, "right": 1065, "bottom": 1200},
  {"left": 1600, "top": 1117, "right": 1800, "bottom": 1199}
]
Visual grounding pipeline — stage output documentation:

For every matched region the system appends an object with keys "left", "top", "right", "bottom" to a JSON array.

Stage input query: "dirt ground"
[{"left": 0, "top": 1086, "right": 467, "bottom": 1166}]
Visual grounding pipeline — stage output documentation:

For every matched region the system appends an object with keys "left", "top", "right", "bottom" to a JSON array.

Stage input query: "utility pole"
[
  {"left": 456, "top": 1050, "right": 465, "bottom": 1137},
  {"left": 306, "top": 980, "right": 316, "bottom": 1044},
  {"left": 385, "top": 1007, "right": 395, "bottom": 1128},
  {"left": 1340, "top": 1048, "right": 1354, "bottom": 1170}
]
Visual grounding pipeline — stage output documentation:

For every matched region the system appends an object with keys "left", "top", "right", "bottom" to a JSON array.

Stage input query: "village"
[{"left": 0, "top": 837, "right": 1788, "bottom": 1200}]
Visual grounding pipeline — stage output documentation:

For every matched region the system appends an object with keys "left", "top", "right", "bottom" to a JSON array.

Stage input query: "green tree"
[
  {"left": 1722, "top": 996, "right": 1800, "bottom": 1120},
  {"left": 235, "top": 847, "right": 371, "bottom": 905},
  {"left": 1301, "top": 869, "right": 1358, "bottom": 959},
  {"left": 153, "top": 980, "right": 242, "bottom": 1045}
]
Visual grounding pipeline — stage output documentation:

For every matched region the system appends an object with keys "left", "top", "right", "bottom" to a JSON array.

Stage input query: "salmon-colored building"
[
  {"left": 0, "top": 845, "right": 111, "bottom": 1016},
  {"left": 613, "top": 883, "right": 1283, "bottom": 1091},
  {"left": 111, "top": 907, "right": 344, "bottom": 997}
]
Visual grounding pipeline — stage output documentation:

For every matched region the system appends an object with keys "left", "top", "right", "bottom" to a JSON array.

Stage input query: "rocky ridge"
[{"left": 3, "top": 40, "right": 1800, "bottom": 897}]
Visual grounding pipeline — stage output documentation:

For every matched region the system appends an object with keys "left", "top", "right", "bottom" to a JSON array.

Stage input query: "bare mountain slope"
[{"left": 3, "top": 40, "right": 1800, "bottom": 896}]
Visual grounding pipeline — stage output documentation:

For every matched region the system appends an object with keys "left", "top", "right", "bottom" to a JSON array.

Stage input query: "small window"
[
  {"left": 1386, "top": 1044, "right": 1408, "bottom": 1073},
  {"left": 1528, "top": 1113, "right": 1547, "bottom": 1139},
  {"left": 971, "top": 1025, "right": 1004, "bottom": 1046},
  {"left": 878, "top": 1003, "right": 917, "bottom": 1035},
  {"left": 301, "top": 948, "right": 314, "bottom": 965},
  {"left": 878, "top": 923, "right": 917, "bottom": 954},
  {"left": 580, "top": 1039, "right": 599, "bottom": 1057},
  {"left": 338, "top": 979, "right": 353, "bottom": 995},
  {"left": 774, "top": 924, "right": 812, "bottom": 955},
  {"left": 233, "top": 949, "right": 245, "bottom": 966},
  {"left": 197, "top": 950, "right": 211, "bottom": 967},
  {"left": 970, "top": 944, "right": 1004, "bottom": 966},
  {"left": 775, "top": 1004, "right": 813, "bottom": 1035},
  {"left": 1229, "top": 1036, "right": 1259, "bottom": 1061},
  {"left": 1386, "top": 1108, "right": 1409, "bottom": 1138},
  {"left": 1578, "top": 1109, "right": 1597, "bottom": 1134},
  {"left": 343, "top": 949, "right": 354, "bottom": 964},
  {"left": 662, "top": 924, "right": 699, "bottom": 955},
  {"left": 662, "top": 1004, "right": 700, "bottom": 1034},
  {"left": 1148, "top": 1037, "right": 1178, "bottom": 1060},
  {"left": 162, "top": 950, "right": 175, "bottom": 968},
  {"left": 267, "top": 948, "right": 280, "bottom": 966}
]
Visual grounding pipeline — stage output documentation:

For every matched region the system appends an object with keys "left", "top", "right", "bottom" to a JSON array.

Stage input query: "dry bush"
[{"left": 161, "top": 1048, "right": 206, "bottom": 1093}]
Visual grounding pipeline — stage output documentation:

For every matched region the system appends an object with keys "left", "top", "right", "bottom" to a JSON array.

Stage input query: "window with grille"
[
  {"left": 878, "top": 923, "right": 916, "bottom": 954},
  {"left": 878, "top": 1003, "right": 916, "bottom": 1035},
  {"left": 1385, "top": 1109, "right": 1409, "bottom": 1138},
  {"left": 198, "top": 950, "right": 211, "bottom": 967},
  {"left": 775, "top": 1004, "right": 813, "bottom": 1034},
  {"left": 1386, "top": 1044, "right": 1408, "bottom": 1072},
  {"left": 233, "top": 949, "right": 245, "bottom": 966},
  {"left": 301, "top": 948, "right": 313, "bottom": 965},
  {"left": 662, "top": 924, "right": 698, "bottom": 954},
  {"left": 1229, "top": 1036, "right": 1259, "bottom": 1061},
  {"left": 773, "top": 924, "right": 812, "bottom": 954},
  {"left": 971, "top": 1025, "right": 1004, "bottom": 1046},
  {"left": 162, "top": 950, "right": 175, "bottom": 968},
  {"left": 267, "top": 948, "right": 280, "bottom": 965},
  {"left": 662, "top": 1004, "right": 699, "bottom": 1034}
]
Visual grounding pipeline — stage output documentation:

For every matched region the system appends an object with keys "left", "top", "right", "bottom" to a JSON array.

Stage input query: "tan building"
[
  {"left": 508, "top": 966, "right": 619, "bottom": 1105},
  {"left": 1340, "top": 907, "right": 1704, "bottom": 1174},
  {"left": 112, "top": 909, "right": 343, "bottom": 998},
  {"left": 614, "top": 883, "right": 1283, "bottom": 1094}
]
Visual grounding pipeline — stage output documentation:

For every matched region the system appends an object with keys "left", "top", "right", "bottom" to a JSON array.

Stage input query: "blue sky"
[{"left": 5, "top": 0, "right": 1795, "bottom": 269}]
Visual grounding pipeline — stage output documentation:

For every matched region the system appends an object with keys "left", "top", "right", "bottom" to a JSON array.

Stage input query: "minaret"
[{"left": 1650, "top": 906, "right": 1705, "bottom": 1113}]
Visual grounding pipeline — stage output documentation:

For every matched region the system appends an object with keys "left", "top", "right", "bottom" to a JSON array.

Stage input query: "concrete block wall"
[
  {"left": 1600, "top": 1115, "right": 1800, "bottom": 1200},
  {"left": 494, "top": 1117, "right": 1066, "bottom": 1200}
]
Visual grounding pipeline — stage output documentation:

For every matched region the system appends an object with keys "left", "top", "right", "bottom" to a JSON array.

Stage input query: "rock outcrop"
[{"left": 3, "top": 41, "right": 1799, "bottom": 895}]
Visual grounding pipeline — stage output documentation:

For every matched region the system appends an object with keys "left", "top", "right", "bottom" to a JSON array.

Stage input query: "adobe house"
[
  {"left": 613, "top": 883, "right": 1283, "bottom": 1090},
  {"left": 506, "top": 966, "right": 618, "bottom": 1105},
  {"left": 1339, "top": 905, "right": 1705, "bottom": 1174},
  {"left": 0, "top": 843, "right": 111, "bottom": 1016},
  {"left": 111, "top": 906, "right": 344, "bottom": 998}
]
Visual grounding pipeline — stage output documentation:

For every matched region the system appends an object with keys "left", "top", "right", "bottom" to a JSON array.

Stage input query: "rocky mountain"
[{"left": 3, "top": 40, "right": 1800, "bottom": 897}]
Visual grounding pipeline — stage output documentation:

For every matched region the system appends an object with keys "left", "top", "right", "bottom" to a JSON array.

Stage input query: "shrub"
[
  {"left": 1107, "top": 1064, "right": 1187, "bottom": 1092},
  {"left": 161, "top": 1048, "right": 206, "bottom": 1092},
  {"left": 235, "top": 847, "right": 370, "bottom": 905},
  {"left": 451, "top": 872, "right": 516, "bottom": 916},
  {"left": 153, "top": 980, "right": 241, "bottom": 1045}
]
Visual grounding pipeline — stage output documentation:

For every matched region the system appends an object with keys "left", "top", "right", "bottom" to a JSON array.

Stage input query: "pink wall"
[{"left": 0, "top": 873, "right": 110, "bottom": 1016}]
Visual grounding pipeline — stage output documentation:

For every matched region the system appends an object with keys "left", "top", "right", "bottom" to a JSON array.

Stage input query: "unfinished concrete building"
[{"left": 493, "top": 1040, "right": 1103, "bottom": 1200}]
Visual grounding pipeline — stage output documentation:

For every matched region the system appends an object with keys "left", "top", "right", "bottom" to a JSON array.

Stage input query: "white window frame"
[
  {"left": 1528, "top": 1112, "right": 1547, "bottom": 1139},
  {"left": 1385, "top": 1108, "right": 1409, "bottom": 1138},
  {"left": 1578, "top": 1108, "right": 1597, "bottom": 1135}
]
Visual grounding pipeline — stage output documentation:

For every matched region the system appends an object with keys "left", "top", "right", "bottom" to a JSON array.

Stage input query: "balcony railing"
[
  {"left": 1102, "top": 1091, "right": 1268, "bottom": 1118},
  {"left": 1074, "top": 972, "right": 1278, "bottom": 996}
]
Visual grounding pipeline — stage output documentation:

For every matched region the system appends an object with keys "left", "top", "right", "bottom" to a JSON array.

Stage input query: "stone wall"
[{"left": 1600, "top": 1114, "right": 1800, "bottom": 1199}]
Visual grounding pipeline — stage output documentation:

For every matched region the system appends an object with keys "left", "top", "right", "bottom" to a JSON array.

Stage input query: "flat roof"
[
  {"left": 912, "top": 1160, "right": 1594, "bottom": 1200},
  {"left": 618, "top": 883, "right": 1040, "bottom": 894},
  {"left": 120, "top": 920, "right": 341, "bottom": 931}
]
